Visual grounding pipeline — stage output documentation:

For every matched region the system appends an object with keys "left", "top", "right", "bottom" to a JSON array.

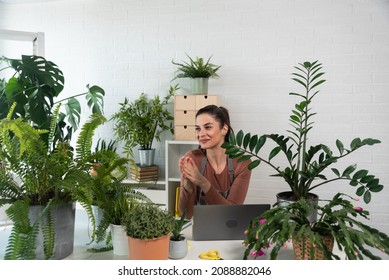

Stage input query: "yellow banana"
[{"left": 199, "top": 250, "right": 222, "bottom": 260}]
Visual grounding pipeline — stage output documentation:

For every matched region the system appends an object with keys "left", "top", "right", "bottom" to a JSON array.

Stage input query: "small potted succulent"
[
  {"left": 169, "top": 211, "right": 188, "bottom": 259},
  {"left": 172, "top": 54, "right": 221, "bottom": 94}
]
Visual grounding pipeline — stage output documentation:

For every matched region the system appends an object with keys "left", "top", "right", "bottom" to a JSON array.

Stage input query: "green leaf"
[
  {"left": 269, "top": 146, "right": 282, "bottom": 161},
  {"left": 249, "top": 134, "right": 258, "bottom": 152},
  {"left": 64, "top": 97, "right": 81, "bottom": 130},
  {"left": 224, "top": 147, "right": 240, "bottom": 155},
  {"left": 349, "top": 180, "right": 358, "bottom": 186},
  {"left": 342, "top": 164, "right": 357, "bottom": 177},
  {"left": 236, "top": 130, "right": 244, "bottom": 147},
  {"left": 292, "top": 77, "right": 307, "bottom": 89},
  {"left": 248, "top": 159, "right": 261, "bottom": 170},
  {"left": 336, "top": 139, "right": 344, "bottom": 155},
  {"left": 309, "top": 79, "right": 326, "bottom": 90},
  {"left": 369, "top": 184, "right": 384, "bottom": 192},
  {"left": 356, "top": 186, "right": 365, "bottom": 196},
  {"left": 237, "top": 155, "right": 252, "bottom": 163},
  {"left": 352, "top": 169, "right": 368, "bottom": 180},
  {"left": 363, "top": 191, "right": 371, "bottom": 204},
  {"left": 243, "top": 133, "right": 251, "bottom": 149},
  {"left": 350, "top": 138, "right": 362, "bottom": 150},
  {"left": 255, "top": 135, "right": 266, "bottom": 154},
  {"left": 86, "top": 84, "right": 105, "bottom": 115},
  {"left": 362, "top": 138, "right": 381, "bottom": 145}
]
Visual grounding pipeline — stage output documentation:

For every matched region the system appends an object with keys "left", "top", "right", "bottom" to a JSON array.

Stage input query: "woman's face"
[{"left": 195, "top": 113, "right": 228, "bottom": 150}]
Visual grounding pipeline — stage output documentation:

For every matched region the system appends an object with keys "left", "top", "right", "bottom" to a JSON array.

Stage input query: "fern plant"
[{"left": 0, "top": 103, "right": 106, "bottom": 259}]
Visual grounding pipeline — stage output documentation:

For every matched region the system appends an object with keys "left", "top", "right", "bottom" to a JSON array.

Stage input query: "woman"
[{"left": 178, "top": 105, "right": 252, "bottom": 219}]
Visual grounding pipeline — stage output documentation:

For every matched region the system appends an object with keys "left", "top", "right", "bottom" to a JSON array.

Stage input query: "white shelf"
[{"left": 122, "top": 178, "right": 166, "bottom": 185}]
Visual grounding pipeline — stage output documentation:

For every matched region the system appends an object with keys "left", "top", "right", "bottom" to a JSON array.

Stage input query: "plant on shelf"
[
  {"left": 124, "top": 202, "right": 175, "bottom": 260},
  {"left": 172, "top": 54, "right": 221, "bottom": 80},
  {"left": 171, "top": 54, "right": 221, "bottom": 94},
  {"left": 0, "top": 105, "right": 106, "bottom": 259},
  {"left": 222, "top": 60, "right": 386, "bottom": 259},
  {"left": 111, "top": 84, "right": 178, "bottom": 166}
]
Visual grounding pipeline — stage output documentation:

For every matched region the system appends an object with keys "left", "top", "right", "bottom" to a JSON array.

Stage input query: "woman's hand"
[{"left": 180, "top": 156, "right": 211, "bottom": 193}]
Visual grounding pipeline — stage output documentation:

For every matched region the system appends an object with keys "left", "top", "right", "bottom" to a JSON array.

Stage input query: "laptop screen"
[{"left": 192, "top": 204, "right": 271, "bottom": 241}]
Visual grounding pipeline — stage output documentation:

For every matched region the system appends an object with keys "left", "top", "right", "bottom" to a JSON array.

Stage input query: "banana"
[{"left": 199, "top": 250, "right": 222, "bottom": 260}]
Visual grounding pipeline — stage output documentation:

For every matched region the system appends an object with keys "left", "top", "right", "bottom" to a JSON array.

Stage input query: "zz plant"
[{"left": 222, "top": 61, "right": 383, "bottom": 204}]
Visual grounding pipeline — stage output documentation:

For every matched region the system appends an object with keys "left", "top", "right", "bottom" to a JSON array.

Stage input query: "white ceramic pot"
[
  {"left": 110, "top": 224, "right": 128, "bottom": 256},
  {"left": 169, "top": 237, "right": 188, "bottom": 259}
]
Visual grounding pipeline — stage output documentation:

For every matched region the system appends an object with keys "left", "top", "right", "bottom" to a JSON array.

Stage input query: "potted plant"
[
  {"left": 111, "top": 84, "right": 178, "bottom": 166},
  {"left": 222, "top": 60, "right": 386, "bottom": 259},
  {"left": 0, "top": 106, "right": 106, "bottom": 259},
  {"left": 243, "top": 193, "right": 389, "bottom": 260},
  {"left": 172, "top": 54, "right": 221, "bottom": 94},
  {"left": 89, "top": 147, "right": 152, "bottom": 255},
  {"left": 87, "top": 140, "right": 128, "bottom": 251},
  {"left": 123, "top": 202, "right": 175, "bottom": 260},
  {"left": 169, "top": 211, "right": 188, "bottom": 259},
  {"left": 0, "top": 54, "right": 105, "bottom": 259}
]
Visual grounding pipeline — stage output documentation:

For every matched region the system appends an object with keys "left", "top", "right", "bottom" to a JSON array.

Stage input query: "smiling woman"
[{"left": 178, "top": 105, "right": 252, "bottom": 219}]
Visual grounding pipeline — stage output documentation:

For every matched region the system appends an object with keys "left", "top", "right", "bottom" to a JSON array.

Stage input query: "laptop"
[{"left": 192, "top": 204, "right": 271, "bottom": 241}]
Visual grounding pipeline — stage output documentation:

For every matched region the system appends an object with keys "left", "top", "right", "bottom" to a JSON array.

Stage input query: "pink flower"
[
  {"left": 244, "top": 229, "right": 248, "bottom": 235},
  {"left": 259, "top": 218, "right": 267, "bottom": 225},
  {"left": 250, "top": 250, "right": 265, "bottom": 257},
  {"left": 354, "top": 206, "right": 363, "bottom": 211}
]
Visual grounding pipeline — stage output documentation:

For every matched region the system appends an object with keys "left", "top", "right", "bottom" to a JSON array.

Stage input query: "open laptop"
[{"left": 192, "top": 204, "right": 271, "bottom": 241}]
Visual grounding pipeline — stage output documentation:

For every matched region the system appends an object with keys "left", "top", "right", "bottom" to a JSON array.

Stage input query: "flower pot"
[
  {"left": 292, "top": 235, "right": 334, "bottom": 260},
  {"left": 29, "top": 202, "right": 75, "bottom": 259},
  {"left": 128, "top": 234, "right": 170, "bottom": 260},
  {"left": 139, "top": 149, "right": 155, "bottom": 167},
  {"left": 169, "top": 236, "right": 188, "bottom": 259},
  {"left": 110, "top": 224, "right": 128, "bottom": 256},
  {"left": 276, "top": 191, "right": 318, "bottom": 223},
  {"left": 191, "top": 78, "right": 208, "bottom": 94},
  {"left": 91, "top": 205, "right": 110, "bottom": 249}
]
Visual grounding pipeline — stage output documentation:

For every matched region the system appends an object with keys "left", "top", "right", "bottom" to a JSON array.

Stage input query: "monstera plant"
[{"left": 0, "top": 54, "right": 106, "bottom": 259}]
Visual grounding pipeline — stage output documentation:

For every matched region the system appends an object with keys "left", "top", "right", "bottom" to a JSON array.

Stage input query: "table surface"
[{"left": 0, "top": 207, "right": 350, "bottom": 260}]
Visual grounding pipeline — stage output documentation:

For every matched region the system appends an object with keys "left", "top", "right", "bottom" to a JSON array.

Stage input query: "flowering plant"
[{"left": 243, "top": 193, "right": 389, "bottom": 260}]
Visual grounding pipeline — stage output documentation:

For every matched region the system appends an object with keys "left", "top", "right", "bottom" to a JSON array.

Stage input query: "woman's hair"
[{"left": 196, "top": 104, "right": 233, "bottom": 142}]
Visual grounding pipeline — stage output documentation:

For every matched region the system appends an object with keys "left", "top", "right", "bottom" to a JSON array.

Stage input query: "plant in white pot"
[
  {"left": 111, "top": 84, "right": 178, "bottom": 167},
  {"left": 169, "top": 211, "right": 188, "bottom": 259},
  {"left": 172, "top": 54, "right": 221, "bottom": 94},
  {"left": 222, "top": 60, "right": 386, "bottom": 259}
]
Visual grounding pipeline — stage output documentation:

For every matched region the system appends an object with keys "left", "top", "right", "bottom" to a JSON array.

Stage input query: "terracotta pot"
[{"left": 128, "top": 234, "right": 170, "bottom": 260}]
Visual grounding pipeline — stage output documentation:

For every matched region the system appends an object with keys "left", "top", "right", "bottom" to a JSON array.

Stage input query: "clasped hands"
[{"left": 179, "top": 156, "right": 210, "bottom": 194}]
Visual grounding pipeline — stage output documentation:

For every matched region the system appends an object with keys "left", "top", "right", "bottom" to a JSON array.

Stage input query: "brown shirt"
[{"left": 178, "top": 149, "right": 252, "bottom": 219}]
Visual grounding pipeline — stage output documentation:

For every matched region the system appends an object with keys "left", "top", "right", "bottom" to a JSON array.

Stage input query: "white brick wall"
[{"left": 1, "top": 0, "right": 389, "bottom": 257}]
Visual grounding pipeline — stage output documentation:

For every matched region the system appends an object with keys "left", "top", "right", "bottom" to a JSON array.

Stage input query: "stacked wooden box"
[{"left": 174, "top": 95, "right": 221, "bottom": 141}]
